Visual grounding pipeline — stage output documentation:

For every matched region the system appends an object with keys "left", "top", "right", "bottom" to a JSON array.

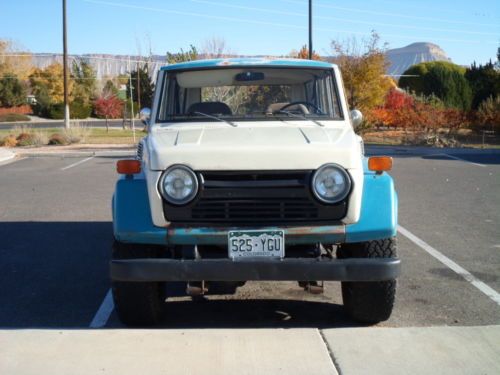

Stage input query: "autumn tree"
[
  {"left": 29, "top": 63, "right": 68, "bottom": 104},
  {"left": 94, "top": 95, "right": 124, "bottom": 132},
  {"left": 0, "top": 39, "right": 33, "bottom": 80},
  {"left": 292, "top": 45, "right": 322, "bottom": 60},
  {"left": 477, "top": 96, "right": 500, "bottom": 130},
  {"left": 331, "top": 31, "right": 392, "bottom": 112}
]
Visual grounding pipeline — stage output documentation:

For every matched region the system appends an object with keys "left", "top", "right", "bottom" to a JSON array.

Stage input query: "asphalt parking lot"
[{"left": 0, "top": 147, "right": 499, "bottom": 331}]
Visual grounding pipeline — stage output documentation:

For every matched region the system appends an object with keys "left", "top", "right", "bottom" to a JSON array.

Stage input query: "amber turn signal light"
[
  {"left": 368, "top": 156, "right": 393, "bottom": 173},
  {"left": 117, "top": 160, "right": 141, "bottom": 175}
]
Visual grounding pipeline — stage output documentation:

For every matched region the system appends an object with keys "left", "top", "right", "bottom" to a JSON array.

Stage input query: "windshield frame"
[{"left": 154, "top": 66, "right": 345, "bottom": 125}]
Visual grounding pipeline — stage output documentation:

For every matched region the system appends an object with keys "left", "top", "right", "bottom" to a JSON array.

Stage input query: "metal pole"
[
  {"left": 308, "top": 0, "right": 313, "bottom": 60},
  {"left": 137, "top": 62, "right": 141, "bottom": 110},
  {"left": 63, "top": 0, "right": 70, "bottom": 128},
  {"left": 128, "top": 57, "right": 136, "bottom": 143}
]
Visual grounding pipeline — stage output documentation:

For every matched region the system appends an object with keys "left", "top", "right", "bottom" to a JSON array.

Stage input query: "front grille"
[{"left": 163, "top": 171, "right": 348, "bottom": 225}]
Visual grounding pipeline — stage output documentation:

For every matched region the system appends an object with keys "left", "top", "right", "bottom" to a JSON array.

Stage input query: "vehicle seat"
[
  {"left": 266, "top": 102, "right": 309, "bottom": 115},
  {"left": 187, "top": 102, "right": 232, "bottom": 116}
]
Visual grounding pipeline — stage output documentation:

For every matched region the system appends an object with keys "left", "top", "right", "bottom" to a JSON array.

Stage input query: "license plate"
[{"left": 228, "top": 230, "right": 285, "bottom": 259}]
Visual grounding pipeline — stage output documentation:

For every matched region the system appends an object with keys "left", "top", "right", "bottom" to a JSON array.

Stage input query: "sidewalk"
[
  {"left": 0, "top": 147, "right": 15, "bottom": 163},
  {"left": 0, "top": 326, "right": 498, "bottom": 375}
]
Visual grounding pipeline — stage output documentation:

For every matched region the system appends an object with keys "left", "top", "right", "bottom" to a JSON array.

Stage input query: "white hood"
[{"left": 148, "top": 121, "right": 362, "bottom": 171}]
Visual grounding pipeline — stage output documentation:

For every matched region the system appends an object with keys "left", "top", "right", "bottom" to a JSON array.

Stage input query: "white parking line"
[
  {"left": 440, "top": 153, "right": 486, "bottom": 167},
  {"left": 398, "top": 225, "right": 500, "bottom": 306},
  {"left": 89, "top": 289, "right": 114, "bottom": 328},
  {"left": 60, "top": 156, "right": 95, "bottom": 171}
]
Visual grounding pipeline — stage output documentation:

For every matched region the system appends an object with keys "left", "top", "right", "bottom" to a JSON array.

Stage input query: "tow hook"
[
  {"left": 299, "top": 281, "right": 324, "bottom": 294},
  {"left": 186, "top": 281, "right": 208, "bottom": 296}
]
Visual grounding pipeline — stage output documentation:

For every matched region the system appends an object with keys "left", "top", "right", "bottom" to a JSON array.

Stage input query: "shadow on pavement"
[
  {"left": 0, "top": 221, "right": 113, "bottom": 328},
  {"left": 150, "top": 298, "right": 360, "bottom": 329},
  {"left": 366, "top": 145, "right": 500, "bottom": 165},
  {"left": 0, "top": 221, "right": 367, "bottom": 330},
  {"left": 421, "top": 153, "right": 500, "bottom": 165}
]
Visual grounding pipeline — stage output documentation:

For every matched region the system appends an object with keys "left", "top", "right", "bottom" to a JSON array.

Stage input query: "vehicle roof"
[{"left": 161, "top": 58, "right": 335, "bottom": 71}]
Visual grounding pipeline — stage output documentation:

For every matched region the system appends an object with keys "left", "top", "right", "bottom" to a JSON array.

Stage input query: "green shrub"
[
  {"left": 399, "top": 61, "right": 472, "bottom": 110},
  {"left": 34, "top": 100, "right": 92, "bottom": 120},
  {"left": 48, "top": 133, "right": 68, "bottom": 145},
  {"left": 0, "top": 75, "right": 27, "bottom": 107},
  {"left": 16, "top": 132, "right": 36, "bottom": 146},
  {"left": 48, "top": 103, "right": 65, "bottom": 119},
  {"left": 70, "top": 100, "right": 92, "bottom": 119},
  {"left": 13, "top": 130, "right": 48, "bottom": 147}
]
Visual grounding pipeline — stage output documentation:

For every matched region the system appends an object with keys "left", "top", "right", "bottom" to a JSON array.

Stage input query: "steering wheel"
[{"left": 280, "top": 101, "right": 324, "bottom": 115}]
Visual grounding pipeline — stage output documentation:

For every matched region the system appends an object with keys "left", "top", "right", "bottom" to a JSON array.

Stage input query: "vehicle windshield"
[{"left": 156, "top": 67, "right": 343, "bottom": 123}]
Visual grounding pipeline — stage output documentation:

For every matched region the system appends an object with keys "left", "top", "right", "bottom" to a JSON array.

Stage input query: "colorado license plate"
[{"left": 228, "top": 230, "right": 285, "bottom": 259}]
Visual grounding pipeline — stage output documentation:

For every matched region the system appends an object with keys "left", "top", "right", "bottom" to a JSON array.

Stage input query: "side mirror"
[
  {"left": 140, "top": 108, "right": 151, "bottom": 126},
  {"left": 350, "top": 109, "right": 363, "bottom": 129}
]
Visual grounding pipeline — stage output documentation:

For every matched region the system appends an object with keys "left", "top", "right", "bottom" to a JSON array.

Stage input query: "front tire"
[
  {"left": 337, "top": 238, "right": 397, "bottom": 324},
  {"left": 111, "top": 241, "right": 166, "bottom": 326}
]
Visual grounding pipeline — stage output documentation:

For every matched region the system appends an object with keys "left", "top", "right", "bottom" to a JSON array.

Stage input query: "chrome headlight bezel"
[
  {"left": 158, "top": 165, "right": 199, "bottom": 206},
  {"left": 311, "top": 163, "right": 352, "bottom": 204}
]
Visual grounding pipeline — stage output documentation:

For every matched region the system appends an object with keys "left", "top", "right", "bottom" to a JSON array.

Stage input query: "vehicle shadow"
[
  {"left": 151, "top": 298, "right": 360, "bottom": 329},
  {"left": 0, "top": 221, "right": 367, "bottom": 330},
  {"left": 0, "top": 221, "right": 113, "bottom": 329}
]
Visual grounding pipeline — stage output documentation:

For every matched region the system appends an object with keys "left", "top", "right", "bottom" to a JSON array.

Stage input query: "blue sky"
[{"left": 1, "top": 0, "right": 498, "bottom": 65}]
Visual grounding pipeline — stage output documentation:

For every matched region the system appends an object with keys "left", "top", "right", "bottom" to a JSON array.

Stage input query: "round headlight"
[
  {"left": 312, "top": 164, "right": 351, "bottom": 204},
  {"left": 159, "top": 165, "right": 199, "bottom": 205}
]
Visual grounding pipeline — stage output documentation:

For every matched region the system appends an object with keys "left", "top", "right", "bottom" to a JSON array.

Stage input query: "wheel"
[
  {"left": 111, "top": 240, "right": 166, "bottom": 326},
  {"left": 337, "top": 238, "right": 397, "bottom": 324}
]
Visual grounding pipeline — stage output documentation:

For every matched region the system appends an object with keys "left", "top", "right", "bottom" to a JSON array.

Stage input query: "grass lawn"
[
  {"left": 85, "top": 128, "right": 145, "bottom": 144},
  {"left": 0, "top": 127, "right": 144, "bottom": 146}
]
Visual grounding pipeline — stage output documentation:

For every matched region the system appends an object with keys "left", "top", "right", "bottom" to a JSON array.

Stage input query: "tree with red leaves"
[
  {"left": 94, "top": 95, "right": 124, "bottom": 132},
  {"left": 384, "top": 89, "right": 413, "bottom": 110}
]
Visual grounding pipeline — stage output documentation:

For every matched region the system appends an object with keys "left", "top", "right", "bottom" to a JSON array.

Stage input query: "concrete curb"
[
  {"left": 0, "top": 326, "right": 498, "bottom": 375},
  {"left": 11, "top": 144, "right": 137, "bottom": 158},
  {"left": 322, "top": 325, "right": 500, "bottom": 375},
  {"left": 0, "top": 328, "right": 337, "bottom": 375},
  {"left": 18, "top": 150, "right": 136, "bottom": 158},
  {"left": 0, "top": 147, "right": 16, "bottom": 163}
]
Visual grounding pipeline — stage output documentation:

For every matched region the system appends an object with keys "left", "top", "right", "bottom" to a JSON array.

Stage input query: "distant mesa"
[
  {"left": 385, "top": 42, "right": 451, "bottom": 77},
  {"left": 29, "top": 42, "right": 451, "bottom": 81}
]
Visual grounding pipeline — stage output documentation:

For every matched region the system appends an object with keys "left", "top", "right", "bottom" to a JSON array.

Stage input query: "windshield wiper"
[
  {"left": 275, "top": 110, "right": 324, "bottom": 127},
  {"left": 193, "top": 111, "right": 237, "bottom": 127}
]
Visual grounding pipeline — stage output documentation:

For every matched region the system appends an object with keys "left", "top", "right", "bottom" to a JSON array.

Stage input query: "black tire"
[
  {"left": 111, "top": 240, "right": 166, "bottom": 326},
  {"left": 337, "top": 238, "right": 397, "bottom": 324}
]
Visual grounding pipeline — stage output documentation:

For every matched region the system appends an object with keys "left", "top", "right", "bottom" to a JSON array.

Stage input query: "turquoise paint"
[
  {"left": 112, "top": 163, "right": 397, "bottom": 245},
  {"left": 166, "top": 226, "right": 345, "bottom": 246},
  {"left": 112, "top": 176, "right": 166, "bottom": 245},
  {"left": 345, "top": 170, "right": 398, "bottom": 243},
  {"left": 161, "top": 58, "right": 334, "bottom": 72}
]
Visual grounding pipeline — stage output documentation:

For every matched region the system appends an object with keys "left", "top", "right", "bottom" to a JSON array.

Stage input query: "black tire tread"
[
  {"left": 338, "top": 238, "right": 397, "bottom": 324},
  {"left": 111, "top": 241, "right": 165, "bottom": 326}
]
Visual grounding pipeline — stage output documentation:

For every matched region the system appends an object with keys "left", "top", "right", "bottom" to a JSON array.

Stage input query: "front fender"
[
  {"left": 345, "top": 169, "right": 398, "bottom": 243},
  {"left": 112, "top": 174, "right": 166, "bottom": 245}
]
